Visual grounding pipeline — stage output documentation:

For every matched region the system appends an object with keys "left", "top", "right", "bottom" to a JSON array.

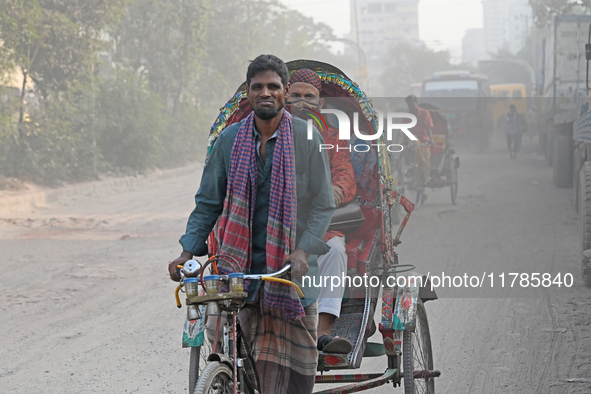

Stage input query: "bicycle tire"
[
  {"left": 194, "top": 361, "right": 233, "bottom": 394},
  {"left": 189, "top": 341, "right": 212, "bottom": 394},
  {"left": 189, "top": 347, "right": 200, "bottom": 394},
  {"left": 448, "top": 164, "right": 458, "bottom": 205},
  {"left": 403, "top": 300, "right": 435, "bottom": 394}
]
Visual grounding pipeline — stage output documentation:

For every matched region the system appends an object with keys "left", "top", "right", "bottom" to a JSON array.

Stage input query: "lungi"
[
  {"left": 206, "top": 298, "right": 318, "bottom": 394},
  {"left": 415, "top": 142, "right": 431, "bottom": 187},
  {"left": 239, "top": 299, "right": 318, "bottom": 394}
]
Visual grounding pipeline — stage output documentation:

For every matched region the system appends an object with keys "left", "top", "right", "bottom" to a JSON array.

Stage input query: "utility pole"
[
  {"left": 91, "top": 63, "right": 97, "bottom": 177},
  {"left": 353, "top": 0, "right": 362, "bottom": 64},
  {"left": 352, "top": 0, "right": 369, "bottom": 91}
]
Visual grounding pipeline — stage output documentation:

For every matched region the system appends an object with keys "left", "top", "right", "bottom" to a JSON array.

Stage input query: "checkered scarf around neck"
[{"left": 216, "top": 110, "right": 303, "bottom": 320}]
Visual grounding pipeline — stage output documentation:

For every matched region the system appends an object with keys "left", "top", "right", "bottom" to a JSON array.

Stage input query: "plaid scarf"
[{"left": 217, "top": 111, "right": 304, "bottom": 321}]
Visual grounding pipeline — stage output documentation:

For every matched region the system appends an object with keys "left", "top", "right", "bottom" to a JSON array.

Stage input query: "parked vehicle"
[
  {"left": 420, "top": 71, "right": 494, "bottom": 149},
  {"left": 490, "top": 83, "right": 528, "bottom": 131},
  {"left": 534, "top": 15, "right": 591, "bottom": 189},
  {"left": 572, "top": 20, "right": 591, "bottom": 288}
]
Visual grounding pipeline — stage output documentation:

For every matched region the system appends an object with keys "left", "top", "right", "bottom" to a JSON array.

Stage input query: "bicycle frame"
[
  {"left": 181, "top": 263, "right": 301, "bottom": 394},
  {"left": 186, "top": 289, "right": 247, "bottom": 394}
]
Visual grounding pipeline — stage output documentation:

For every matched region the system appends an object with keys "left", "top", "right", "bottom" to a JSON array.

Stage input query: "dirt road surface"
[{"left": 1, "top": 133, "right": 591, "bottom": 393}]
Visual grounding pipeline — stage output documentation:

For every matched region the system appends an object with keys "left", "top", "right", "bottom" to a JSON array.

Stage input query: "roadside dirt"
[{"left": 1, "top": 133, "right": 590, "bottom": 393}]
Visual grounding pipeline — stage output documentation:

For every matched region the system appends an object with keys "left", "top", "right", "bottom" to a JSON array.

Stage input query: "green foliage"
[
  {"left": 0, "top": 81, "right": 96, "bottom": 184},
  {"left": 0, "top": 0, "right": 127, "bottom": 95},
  {"left": 0, "top": 0, "right": 344, "bottom": 184},
  {"left": 95, "top": 71, "right": 166, "bottom": 171},
  {"left": 163, "top": 102, "right": 211, "bottom": 166},
  {"left": 113, "top": 0, "right": 209, "bottom": 113},
  {"left": 529, "top": 0, "right": 591, "bottom": 27},
  {"left": 200, "top": 0, "right": 341, "bottom": 104}
]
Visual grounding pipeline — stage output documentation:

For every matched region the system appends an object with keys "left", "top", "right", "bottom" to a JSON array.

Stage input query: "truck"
[
  {"left": 542, "top": 15, "right": 591, "bottom": 287},
  {"left": 420, "top": 71, "right": 494, "bottom": 148},
  {"left": 536, "top": 15, "right": 591, "bottom": 191}
]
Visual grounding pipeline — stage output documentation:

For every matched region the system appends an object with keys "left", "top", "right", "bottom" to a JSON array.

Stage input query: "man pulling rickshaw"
[
  {"left": 169, "top": 54, "right": 334, "bottom": 394},
  {"left": 169, "top": 56, "right": 440, "bottom": 394}
]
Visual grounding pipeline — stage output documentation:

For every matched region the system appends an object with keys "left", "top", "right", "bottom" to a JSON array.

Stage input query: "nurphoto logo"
[{"left": 304, "top": 108, "right": 418, "bottom": 153}]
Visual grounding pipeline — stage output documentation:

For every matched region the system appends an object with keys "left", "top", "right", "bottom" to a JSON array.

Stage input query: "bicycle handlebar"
[
  {"left": 175, "top": 260, "right": 304, "bottom": 306},
  {"left": 180, "top": 257, "right": 292, "bottom": 280},
  {"left": 243, "top": 264, "right": 291, "bottom": 280},
  {"left": 219, "top": 264, "right": 304, "bottom": 297}
]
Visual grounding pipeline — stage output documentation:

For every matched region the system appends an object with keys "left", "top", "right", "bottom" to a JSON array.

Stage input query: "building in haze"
[
  {"left": 348, "top": 0, "right": 420, "bottom": 94},
  {"left": 506, "top": 2, "right": 531, "bottom": 54},
  {"left": 462, "top": 28, "right": 486, "bottom": 67},
  {"left": 482, "top": 0, "right": 532, "bottom": 57}
]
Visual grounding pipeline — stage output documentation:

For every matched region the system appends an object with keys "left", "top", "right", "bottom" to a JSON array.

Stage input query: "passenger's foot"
[{"left": 318, "top": 335, "right": 352, "bottom": 354}]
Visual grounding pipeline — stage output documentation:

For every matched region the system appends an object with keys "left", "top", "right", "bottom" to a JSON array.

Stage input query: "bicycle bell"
[{"left": 181, "top": 259, "right": 202, "bottom": 277}]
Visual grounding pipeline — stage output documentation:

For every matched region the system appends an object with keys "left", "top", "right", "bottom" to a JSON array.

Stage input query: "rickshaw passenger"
[
  {"left": 406, "top": 95, "right": 434, "bottom": 194},
  {"left": 287, "top": 69, "right": 357, "bottom": 354},
  {"left": 168, "top": 55, "right": 335, "bottom": 394}
]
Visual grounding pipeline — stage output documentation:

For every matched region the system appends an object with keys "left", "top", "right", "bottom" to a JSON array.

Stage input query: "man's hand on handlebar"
[
  {"left": 284, "top": 248, "right": 310, "bottom": 279},
  {"left": 168, "top": 250, "right": 193, "bottom": 282}
]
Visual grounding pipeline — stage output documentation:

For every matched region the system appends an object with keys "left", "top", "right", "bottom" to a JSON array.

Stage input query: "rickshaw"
[
  {"left": 396, "top": 103, "right": 460, "bottom": 206},
  {"left": 174, "top": 60, "right": 440, "bottom": 393}
]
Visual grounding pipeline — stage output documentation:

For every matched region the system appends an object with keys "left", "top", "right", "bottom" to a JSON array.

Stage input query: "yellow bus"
[{"left": 491, "top": 83, "right": 527, "bottom": 130}]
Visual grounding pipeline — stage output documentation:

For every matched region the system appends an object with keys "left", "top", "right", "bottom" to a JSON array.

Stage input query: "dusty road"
[{"left": 1, "top": 133, "right": 591, "bottom": 393}]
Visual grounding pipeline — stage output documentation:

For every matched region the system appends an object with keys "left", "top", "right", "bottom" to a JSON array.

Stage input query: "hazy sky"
[{"left": 279, "top": 0, "right": 484, "bottom": 61}]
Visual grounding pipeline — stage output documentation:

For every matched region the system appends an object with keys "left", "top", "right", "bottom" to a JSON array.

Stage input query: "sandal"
[{"left": 317, "top": 335, "right": 352, "bottom": 354}]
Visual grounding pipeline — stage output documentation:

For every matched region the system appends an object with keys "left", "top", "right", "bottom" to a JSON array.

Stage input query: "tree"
[
  {"left": 0, "top": 0, "right": 126, "bottom": 121},
  {"left": 0, "top": 0, "right": 126, "bottom": 94},
  {"left": 0, "top": 0, "right": 347, "bottom": 183},
  {"left": 0, "top": 0, "right": 129, "bottom": 182},
  {"left": 529, "top": 0, "right": 591, "bottom": 27},
  {"left": 380, "top": 42, "right": 456, "bottom": 97},
  {"left": 112, "top": 0, "right": 209, "bottom": 113},
  {"left": 198, "top": 0, "right": 342, "bottom": 106}
]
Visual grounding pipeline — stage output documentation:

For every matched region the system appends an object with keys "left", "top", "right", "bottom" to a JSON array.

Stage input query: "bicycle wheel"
[
  {"left": 194, "top": 361, "right": 233, "bottom": 394},
  {"left": 189, "top": 340, "right": 212, "bottom": 394},
  {"left": 448, "top": 164, "right": 458, "bottom": 205},
  {"left": 403, "top": 300, "right": 435, "bottom": 394}
]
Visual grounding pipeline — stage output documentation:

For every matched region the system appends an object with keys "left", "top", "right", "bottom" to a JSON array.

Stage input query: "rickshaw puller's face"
[
  {"left": 247, "top": 71, "right": 288, "bottom": 120},
  {"left": 287, "top": 82, "right": 322, "bottom": 118}
]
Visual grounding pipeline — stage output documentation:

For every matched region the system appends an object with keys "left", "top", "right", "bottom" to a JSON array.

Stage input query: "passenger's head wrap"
[{"left": 289, "top": 68, "right": 322, "bottom": 92}]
